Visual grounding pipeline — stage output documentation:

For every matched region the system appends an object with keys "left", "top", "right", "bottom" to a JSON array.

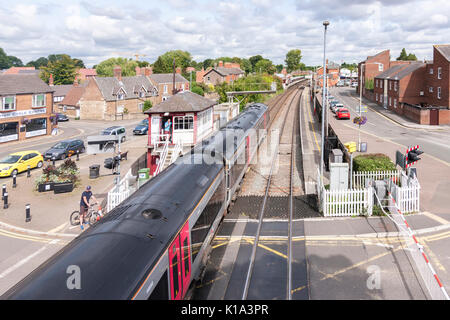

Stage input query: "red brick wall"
[{"left": 425, "top": 47, "right": 449, "bottom": 108}]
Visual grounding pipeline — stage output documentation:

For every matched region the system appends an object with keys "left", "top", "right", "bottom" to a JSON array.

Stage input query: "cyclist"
[{"left": 79, "top": 185, "right": 99, "bottom": 230}]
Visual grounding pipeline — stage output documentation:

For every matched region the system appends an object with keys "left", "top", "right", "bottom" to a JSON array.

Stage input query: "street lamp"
[
  {"left": 358, "top": 61, "right": 383, "bottom": 151},
  {"left": 320, "top": 20, "right": 330, "bottom": 181}
]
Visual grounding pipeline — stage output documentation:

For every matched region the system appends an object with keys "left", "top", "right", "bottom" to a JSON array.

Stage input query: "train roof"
[
  {"left": 192, "top": 103, "right": 268, "bottom": 160},
  {"left": 3, "top": 154, "right": 222, "bottom": 300}
]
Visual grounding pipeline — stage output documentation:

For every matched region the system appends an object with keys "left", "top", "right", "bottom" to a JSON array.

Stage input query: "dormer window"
[{"left": 117, "top": 93, "right": 125, "bottom": 100}]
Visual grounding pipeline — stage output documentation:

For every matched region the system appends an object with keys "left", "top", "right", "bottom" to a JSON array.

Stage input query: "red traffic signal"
[{"left": 406, "top": 145, "right": 423, "bottom": 167}]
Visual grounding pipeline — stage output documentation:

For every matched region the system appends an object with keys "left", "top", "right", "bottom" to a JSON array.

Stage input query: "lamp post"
[{"left": 320, "top": 20, "right": 329, "bottom": 181}]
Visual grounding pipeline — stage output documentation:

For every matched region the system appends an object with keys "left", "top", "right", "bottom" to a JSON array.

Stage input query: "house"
[
  {"left": 3, "top": 67, "right": 39, "bottom": 75},
  {"left": 145, "top": 91, "right": 216, "bottom": 175},
  {"left": 49, "top": 74, "right": 73, "bottom": 107},
  {"left": 0, "top": 74, "right": 56, "bottom": 143},
  {"left": 148, "top": 70, "right": 190, "bottom": 104},
  {"left": 77, "top": 68, "right": 97, "bottom": 82},
  {"left": 371, "top": 44, "right": 450, "bottom": 124},
  {"left": 77, "top": 66, "right": 157, "bottom": 120},
  {"left": 317, "top": 60, "right": 340, "bottom": 88},
  {"left": 58, "top": 82, "right": 86, "bottom": 118},
  {"left": 201, "top": 61, "right": 245, "bottom": 85}
]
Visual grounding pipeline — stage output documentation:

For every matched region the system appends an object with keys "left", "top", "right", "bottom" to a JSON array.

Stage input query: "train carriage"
[{"left": 2, "top": 103, "right": 269, "bottom": 300}]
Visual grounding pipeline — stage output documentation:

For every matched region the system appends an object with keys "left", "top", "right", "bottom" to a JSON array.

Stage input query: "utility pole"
[
  {"left": 321, "top": 20, "right": 330, "bottom": 181},
  {"left": 359, "top": 63, "right": 364, "bottom": 152}
]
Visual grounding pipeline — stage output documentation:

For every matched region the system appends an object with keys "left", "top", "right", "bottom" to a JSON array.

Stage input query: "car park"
[
  {"left": 44, "top": 139, "right": 85, "bottom": 160},
  {"left": 336, "top": 108, "right": 350, "bottom": 120},
  {"left": 56, "top": 113, "right": 69, "bottom": 122},
  {"left": 101, "top": 126, "right": 126, "bottom": 143},
  {"left": 133, "top": 119, "right": 149, "bottom": 135},
  {"left": 0, "top": 151, "right": 44, "bottom": 177}
]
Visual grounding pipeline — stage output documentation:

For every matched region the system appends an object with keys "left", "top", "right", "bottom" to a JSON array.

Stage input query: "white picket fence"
[
  {"left": 107, "top": 169, "right": 134, "bottom": 212},
  {"left": 389, "top": 176, "right": 420, "bottom": 213},
  {"left": 317, "top": 168, "right": 373, "bottom": 217},
  {"left": 322, "top": 187, "right": 373, "bottom": 217},
  {"left": 353, "top": 170, "right": 401, "bottom": 188}
]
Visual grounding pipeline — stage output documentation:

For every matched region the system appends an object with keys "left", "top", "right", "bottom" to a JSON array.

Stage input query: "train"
[{"left": 2, "top": 103, "right": 270, "bottom": 300}]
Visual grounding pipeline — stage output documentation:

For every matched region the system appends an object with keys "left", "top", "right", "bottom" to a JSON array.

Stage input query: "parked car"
[
  {"left": 133, "top": 119, "right": 149, "bottom": 135},
  {"left": 336, "top": 81, "right": 345, "bottom": 87},
  {"left": 333, "top": 103, "right": 345, "bottom": 113},
  {"left": 329, "top": 100, "right": 340, "bottom": 109},
  {"left": 336, "top": 108, "right": 351, "bottom": 120},
  {"left": 327, "top": 95, "right": 335, "bottom": 101},
  {"left": 344, "top": 80, "right": 351, "bottom": 86},
  {"left": 0, "top": 151, "right": 43, "bottom": 177},
  {"left": 351, "top": 82, "right": 358, "bottom": 87},
  {"left": 56, "top": 113, "right": 69, "bottom": 122},
  {"left": 101, "top": 126, "right": 126, "bottom": 143},
  {"left": 44, "top": 139, "right": 85, "bottom": 160}
]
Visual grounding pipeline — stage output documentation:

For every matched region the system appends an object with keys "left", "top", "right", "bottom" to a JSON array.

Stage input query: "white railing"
[
  {"left": 154, "top": 139, "right": 168, "bottom": 176},
  {"left": 353, "top": 170, "right": 401, "bottom": 188},
  {"left": 106, "top": 169, "right": 135, "bottom": 212},
  {"left": 317, "top": 168, "right": 373, "bottom": 217},
  {"left": 389, "top": 176, "right": 420, "bottom": 213},
  {"left": 169, "top": 139, "right": 183, "bottom": 165},
  {"left": 322, "top": 187, "right": 373, "bottom": 217}
]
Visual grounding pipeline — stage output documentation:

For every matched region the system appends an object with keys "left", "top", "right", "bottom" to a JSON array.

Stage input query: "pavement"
[{"left": 0, "top": 133, "right": 148, "bottom": 235}]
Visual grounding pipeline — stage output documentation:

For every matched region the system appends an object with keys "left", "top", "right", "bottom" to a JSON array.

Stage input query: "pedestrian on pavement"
[{"left": 79, "top": 185, "right": 98, "bottom": 230}]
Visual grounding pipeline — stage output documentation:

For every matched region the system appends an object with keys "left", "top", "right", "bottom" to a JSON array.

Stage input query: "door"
[
  {"left": 68, "top": 142, "right": 77, "bottom": 156},
  {"left": 17, "top": 154, "right": 28, "bottom": 172},
  {"left": 169, "top": 237, "right": 182, "bottom": 300},
  {"left": 151, "top": 116, "right": 160, "bottom": 145},
  {"left": 179, "top": 223, "right": 191, "bottom": 298},
  {"left": 430, "top": 109, "right": 439, "bottom": 125}
]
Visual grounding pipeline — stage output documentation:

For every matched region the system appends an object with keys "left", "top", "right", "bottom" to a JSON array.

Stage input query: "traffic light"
[{"left": 406, "top": 145, "right": 423, "bottom": 167}]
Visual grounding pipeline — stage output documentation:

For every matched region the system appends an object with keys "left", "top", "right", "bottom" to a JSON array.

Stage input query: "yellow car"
[{"left": 0, "top": 150, "right": 44, "bottom": 177}]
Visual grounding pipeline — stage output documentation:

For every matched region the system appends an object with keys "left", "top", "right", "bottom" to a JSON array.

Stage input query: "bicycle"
[{"left": 70, "top": 203, "right": 103, "bottom": 226}]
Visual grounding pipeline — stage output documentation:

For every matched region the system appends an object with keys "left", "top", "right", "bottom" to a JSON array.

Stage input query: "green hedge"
[{"left": 353, "top": 153, "right": 396, "bottom": 172}]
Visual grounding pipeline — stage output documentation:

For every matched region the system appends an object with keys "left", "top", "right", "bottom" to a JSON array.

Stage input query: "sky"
[{"left": 0, "top": 0, "right": 449, "bottom": 68}]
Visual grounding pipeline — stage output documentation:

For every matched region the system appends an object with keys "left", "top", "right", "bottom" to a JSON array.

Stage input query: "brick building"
[
  {"left": 200, "top": 61, "right": 245, "bottom": 85},
  {"left": 76, "top": 68, "right": 97, "bottom": 82},
  {"left": 148, "top": 70, "right": 190, "bottom": 104},
  {"left": 0, "top": 74, "right": 56, "bottom": 144},
  {"left": 317, "top": 60, "right": 340, "bottom": 87},
  {"left": 371, "top": 45, "right": 450, "bottom": 125}
]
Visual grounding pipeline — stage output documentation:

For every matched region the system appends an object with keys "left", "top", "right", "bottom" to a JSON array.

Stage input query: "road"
[{"left": 329, "top": 87, "right": 450, "bottom": 164}]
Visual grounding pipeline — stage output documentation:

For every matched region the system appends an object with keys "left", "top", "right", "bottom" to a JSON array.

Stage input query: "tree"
[
  {"left": 202, "top": 59, "right": 214, "bottom": 70},
  {"left": 191, "top": 85, "right": 204, "bottom": 96},
  {"left": 396, "top": 48, "right": 417, "bottom": 61},
  {"left": 40, "top": 54, "right": 77, "bottom": 85},
  {"left": 254, "top": 59, "right": 276, "bottom": 75},
  {"left": 152, "top": 50, "right": 193, "bottom": 73},
  {"left": 96, "top": 57, "right": 138, "bottom": 77},
  {"left": 26, "top": 57, "right": 49, "bottom": 68},
  {"left": 0, "top": 48, "right": 24, "bottom": 69},
  {"left": 275, "top": 64, "right": 284, "bottom": 73},
  {"left": 285, "top": 49, "right": 302, "bottom": 73},
  {"left": 249, "top": 55, "right": 263, "bottom": 71},
  {"left": 143, "top": 100, "right": 152, "bottom": 112},
  {"left": 241, "top": 58, "right": 252, "bottom": 74}
]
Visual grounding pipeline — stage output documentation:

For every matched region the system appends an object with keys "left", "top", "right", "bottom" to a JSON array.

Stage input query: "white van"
[{"left": 101, "top": 126, "right": 126, "bottom": 143}]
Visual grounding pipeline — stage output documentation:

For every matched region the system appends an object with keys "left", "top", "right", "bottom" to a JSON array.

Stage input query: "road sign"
[{"left": 396, "top": 150, "right": 406, "bottom": 170}]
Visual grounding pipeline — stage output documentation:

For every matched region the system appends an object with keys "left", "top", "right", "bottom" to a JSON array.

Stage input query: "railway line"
[{"left": 193, "top": 81, "right": 315, "bottom": 300}]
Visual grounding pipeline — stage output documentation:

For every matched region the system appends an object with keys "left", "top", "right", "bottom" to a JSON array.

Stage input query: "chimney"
[
  {"left": 135, "top": 66, "right": 141, "bottom": 76},
  {"left": 73, "top": 76, "right": 78, "bottom": 87},
  {"left": 49, "top": 74, "right": 54, "bottom": 86},
  {"left": 218, "top": 61, "right": 223, "bottom": 67},
  {"left": 144, "top": 67, "right": 153, "bottom": 76},
  {"left": 113, "top": 65, "right": 122, "bottom": 81},
  {"left": 176, "top": 67, "right": 181, "bottom": 74}
]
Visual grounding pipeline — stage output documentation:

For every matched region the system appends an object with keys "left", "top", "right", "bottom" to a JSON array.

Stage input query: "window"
[
  {"left": 163, "top": 85, "right": 168, "bottom": 94},
  {"left": 117, "top": 93, "right": 125, "bottom": 100},
  {"left": 183, "top": 237, "right": 190, "bottom": 278},
  {"left": 378, "top": 64, "right": 383, "bottom": 72},
  {"left": 394, "top": 82, "right": 397, "bottom": 92},
  {"left": 0, "top": 122, "right": 18, "bottom": 138},
  {"left": 438, "top": 87, "right": 441, "bottom": 99},
  {"left": 32, "top": 94, "right": 46, "bottom": 108},
  {"left": 380, "top": 81, "right": 383, "bottom": 89},
  {"left": 429, "top": 87, "right": 433, "bottom": 93},
  {"left": 26, "top": 118, "right": 47, "bottom": 137},
  {"left": 389, "top": 97, "right": 392, "bottom": 106},
  {"left": 394, "top": 99, "right": 397, "bottom": 108},
  {"left": 138, "top": 103, "right": 144, "bottom": 111},
  {"left": 174, "top": 116, "right": 193, "bottom": 130},
  {"left": 389, "top": 81, "right": 392, "bottom": 91},
  {"left": 171, "top": 246, "right": 180, "bottom": 299},
  {"left": 1, "top": 96, "right": 16, "bottom": 111},
  {"left": 139, "top": 91, "right": 146, "bottom": 98},
  {"left": 429, "top": 68, "right": 434, "bottom": 74},
  {"left": 376, "top": 93, "right": 378, "bottom": 101},
  {"left": 438, "top": 67, "right": 442, "bottom": 79},
  {"left": 375, "top": 80, "right": 378, "bottom": 88}
]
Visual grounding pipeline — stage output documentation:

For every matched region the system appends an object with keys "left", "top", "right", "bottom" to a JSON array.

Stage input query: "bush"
[
  {"left": 35, "top": 159, "right": 80, "bottom": 190},
  {"left": 191, "top": 85, "right": 204, "bottom": 96},
  {"left": 143, "top": 100, "right": 152, "bottom": 112},
  {"left": 353, "top": 153, "right": 396, "bottom": 172}
]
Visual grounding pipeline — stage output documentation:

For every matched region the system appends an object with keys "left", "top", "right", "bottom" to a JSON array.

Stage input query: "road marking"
[
  {"left": 48, "top": 222, "right": 68, "bottom": 234},
  {"left": 0, "top": 239, "right": 59, "bottom": 279},
  {"left": 0, "top": 229, "right": 56, "bottom": 244},
  {"left": 422, "top": 212, "right": 450, "bottom": 225},
  {"left": 421, "top": 240, "right": 446, "bottom": 272},
  {"left": 244, "top": 238, "right": 288, "bottom": 259}
]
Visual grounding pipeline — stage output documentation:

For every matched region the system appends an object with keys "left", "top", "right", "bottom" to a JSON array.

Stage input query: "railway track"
[
  {"left": 192, "top": 81, "right": 311, "bottom": 300},
  {"left": 241, "top": 86, "right": 303, "bottom": 300}
]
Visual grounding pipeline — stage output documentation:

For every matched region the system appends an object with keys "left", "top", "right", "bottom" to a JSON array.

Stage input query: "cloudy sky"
[{"left": 0, "top": 0, "right": 449, "bottom": 67}]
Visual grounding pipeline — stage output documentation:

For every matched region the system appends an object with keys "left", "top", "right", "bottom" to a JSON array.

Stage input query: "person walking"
[{"left": 79, "top": 185, "right": 98, "bottom": 230}]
